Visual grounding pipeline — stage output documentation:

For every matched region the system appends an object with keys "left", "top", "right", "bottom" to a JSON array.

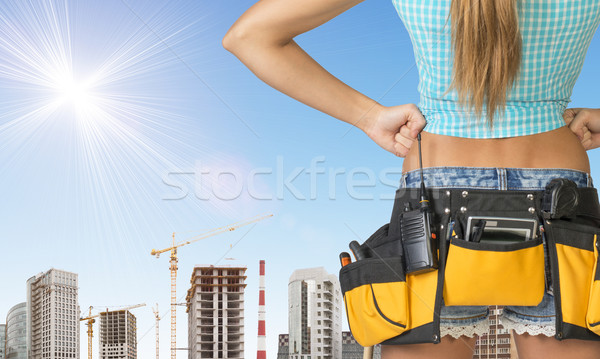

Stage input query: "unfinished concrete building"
[
  {"left": 99, "top": 310, "right": 137, "bottom": 359},
  {"left": 186, "top": 265, "right": 247, "bottom": 359}
]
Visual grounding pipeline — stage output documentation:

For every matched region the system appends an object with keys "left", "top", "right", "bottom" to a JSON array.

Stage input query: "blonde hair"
[{"left": 450, "top": 0, "right": 522, "bottom": 126}]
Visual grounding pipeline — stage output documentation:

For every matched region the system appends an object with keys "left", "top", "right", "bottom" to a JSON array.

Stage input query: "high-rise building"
[
  {"left": 276, "top": 334, "right": 289, "bottom": 359},
  {"left": 186, "top": 265, "right": 247, "bottom": 359},
  {"left": 472, "top": 306, "right": 519, "bottom": 359},
  {"left": 27, "top": 268, "right": 79, "bottom": 359},
  {"left": 99, "top": 310, "right": 137, "bottom": 359},
  {"left": 1, "top": 323, "right": 6, "bottom": 359},
  {"left": 6, "top": 303, "right": 27, "bottom": 359},
  {"left": 341, "top": 332, "right": 381, "bottom": 359},
  {"left": 278, "top": 332, "right": 380, "bottom": 359},
  {"left": 288, "top": 267, "right": 342, "bottom": 359}
]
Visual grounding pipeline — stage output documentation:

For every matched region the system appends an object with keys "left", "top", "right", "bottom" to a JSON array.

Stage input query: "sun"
[{"left": 54, "top": 74, "right": 94, "bottom": 109}]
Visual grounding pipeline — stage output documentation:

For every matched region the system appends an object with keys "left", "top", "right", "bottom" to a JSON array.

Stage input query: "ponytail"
[{"left": 450, "top": 0, "right": 522, "bottom": 125}]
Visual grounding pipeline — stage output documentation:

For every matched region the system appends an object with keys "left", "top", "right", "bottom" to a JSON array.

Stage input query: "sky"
[{"left": 0, "top": 1, "right": 598, "bottom": 359}]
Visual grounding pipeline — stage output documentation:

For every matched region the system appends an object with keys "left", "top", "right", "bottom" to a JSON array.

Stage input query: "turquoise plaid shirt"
[{"left": 392, "top": 0, "right": 600, "bottom": 138}]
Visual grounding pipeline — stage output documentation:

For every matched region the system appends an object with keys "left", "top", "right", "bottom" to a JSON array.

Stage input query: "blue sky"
[{"left": 0, "top": 1, "right": 598, "bottom": 359}]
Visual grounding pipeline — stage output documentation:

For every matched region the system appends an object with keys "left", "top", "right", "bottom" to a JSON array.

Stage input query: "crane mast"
[
  {"left": 151, "top": 214, "right": 272, "bottom": 359},
  {"left": 170, "top": 242, "right": 177, "bottom": 359},
  {"left": 80, "top": 303, "right": 146, "bottom": 359},
  {"left": 153, "top": 304, "right": 160, "bottom": 359}
]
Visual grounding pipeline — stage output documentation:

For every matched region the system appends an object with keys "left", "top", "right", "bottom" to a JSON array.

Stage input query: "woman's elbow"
[
  {"left": 223, "top": 21, "right": 289, "bottom": 54},
  {"left": 222, "top": 24, "right": 247, "bottom": 53}
]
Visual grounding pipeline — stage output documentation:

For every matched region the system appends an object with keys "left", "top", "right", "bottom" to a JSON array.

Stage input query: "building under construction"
[
  {"left": 99, "top": 310, "right": 137, "bottom": 359},
  {"left": 186, "top": 265, "right": 247, "bottom": 359},
  {"left": 472, "top": 306, "right": 519, "bottom": 359}
]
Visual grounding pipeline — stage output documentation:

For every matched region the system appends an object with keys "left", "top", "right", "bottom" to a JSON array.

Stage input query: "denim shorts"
[{"left": 400, "top": 166, "right": 594, "bottom": 338}]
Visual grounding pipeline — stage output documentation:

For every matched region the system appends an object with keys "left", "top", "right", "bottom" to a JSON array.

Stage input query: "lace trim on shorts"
[
  {"left": 441, "top": 318, "right": 490, "bottom": 339},
  {"left": 501, "top": 316, "right": 556, "bottom": 337}
]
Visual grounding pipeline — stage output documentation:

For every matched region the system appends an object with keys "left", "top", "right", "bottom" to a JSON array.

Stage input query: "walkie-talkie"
[{"left": 399, "top": 133, "right": 438, "bottom": 274}]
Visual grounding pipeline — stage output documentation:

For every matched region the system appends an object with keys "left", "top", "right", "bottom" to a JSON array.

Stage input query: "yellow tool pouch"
[
  {"left": 444, "top": 237, "right": 545, "bottom": 306},
  {"left": 340, "top": 186, "right": 600, "bottom": 346},
  {"left": 339, "top": 222, "right": 444, "bottom": 346},
  {"left": 546, "top": 219, "right": 600, "bottom": 340},
  {"left": 340, "top": 256, "right": 408, "bottom": 347},
  {"left": 587, "top": 235, "right": 600, "bottom": 336}
]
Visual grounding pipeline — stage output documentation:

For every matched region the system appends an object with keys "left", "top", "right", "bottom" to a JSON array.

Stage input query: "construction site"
[
  {"left": 1, "top": 215, "right": 273, "bottom": 359},
  {"left": 1, "top": 213, "right": 520, "bottom": 359}
]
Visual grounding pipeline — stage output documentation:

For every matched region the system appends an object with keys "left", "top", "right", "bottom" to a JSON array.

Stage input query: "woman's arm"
[
  {"left": 564, "top": 108, "right": 600, "bottom": 150},
  {"left": 223, "top": 0, "right": 425, "bottom": 156}
]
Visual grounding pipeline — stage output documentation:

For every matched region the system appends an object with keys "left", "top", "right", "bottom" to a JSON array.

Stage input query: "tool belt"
[{"left": 339, "top": 183, "right": 600, "bottom": 346}]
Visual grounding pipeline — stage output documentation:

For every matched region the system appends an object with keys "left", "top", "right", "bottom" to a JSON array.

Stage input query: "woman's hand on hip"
[
  {"left": 563, "top": 108, "right": 600, "bottom": 150},
  {"left": 362, "top": 104, "right": 427, "bottom": 157}
]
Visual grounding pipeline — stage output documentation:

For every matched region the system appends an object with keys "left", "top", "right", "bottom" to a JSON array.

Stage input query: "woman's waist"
[
  {"left": 402, "top": 127, "right": 590, "bottom": 174},
  {"left": 401, "top": 166, "right": 593, "bottom": 190},
  {"left": 419, "top": 99, "right": 569, "bottom": 139}
]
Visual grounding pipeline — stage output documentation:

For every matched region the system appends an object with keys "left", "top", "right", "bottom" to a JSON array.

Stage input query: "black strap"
[{"left": 392, "top": 187, "right": 600, "bottom": 223}]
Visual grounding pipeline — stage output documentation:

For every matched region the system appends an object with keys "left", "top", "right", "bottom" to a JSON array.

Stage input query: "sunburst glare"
[{"left": 0, "top": 0, "right": 250, "bottom": 264}]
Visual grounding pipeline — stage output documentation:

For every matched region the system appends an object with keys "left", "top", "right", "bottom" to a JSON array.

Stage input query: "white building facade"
[
  {"left": 27, "top": 269, "right": 79, "bottom": 359},
  {"left": 0, "top": 323, "right": 6, "bottom": 359},
  {"left": 288, "top": 267, "right": 342, "bottom": 359},
  {"left": 5, "top": 303, "right": 27, "bottom": 359}
]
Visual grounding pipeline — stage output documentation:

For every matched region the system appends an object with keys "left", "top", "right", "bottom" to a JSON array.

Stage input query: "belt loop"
[
  {"left": 496, "top": 168, "right": 507, "bottom": 191},
  {"left": 400, "top": 173, "right": 407, "bottom": 189}
]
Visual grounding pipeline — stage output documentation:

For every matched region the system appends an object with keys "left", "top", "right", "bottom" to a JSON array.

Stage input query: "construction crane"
[
  {"left": 151, "top": 214, "right": 273, "bottom": 359},
  {"left": 153, "top": 304, "right": 160, "bottom": 359},
  {"left": 80, "top": 303, "right": 146, "bottom": 359},
  {"left": 80, "top": 307, "right": 96, "bottom": 359}
]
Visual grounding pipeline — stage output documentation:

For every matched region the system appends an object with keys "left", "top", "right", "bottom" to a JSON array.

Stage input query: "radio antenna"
[{"left": 417, "top": 133, "right": 427, "bottom": 203}]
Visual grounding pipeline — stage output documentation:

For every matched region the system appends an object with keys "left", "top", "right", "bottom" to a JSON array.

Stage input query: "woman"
[{"left": 223, "top": 0, "right": 600, "bottom": 358}]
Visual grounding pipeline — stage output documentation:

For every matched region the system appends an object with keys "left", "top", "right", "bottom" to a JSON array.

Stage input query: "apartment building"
[
  {"left": 27, "top": 269, "right": 79, "bottom": 359},
  {"left": 288, "top": 267, "right": 342, "bottom": 359}
]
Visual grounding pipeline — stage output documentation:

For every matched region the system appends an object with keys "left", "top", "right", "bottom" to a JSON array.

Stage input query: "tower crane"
[
  {"left": 153, "top": 304, "right": 160, "bottom": 359},
  {"left": 80, "top": 303, "right": 146, "bottom": 359},
  {"left": 150, "top": 214, "right": 273, "bottom": 359},
  {"left": 81, "top": 307, "right": 96, "bottom": 359}
]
